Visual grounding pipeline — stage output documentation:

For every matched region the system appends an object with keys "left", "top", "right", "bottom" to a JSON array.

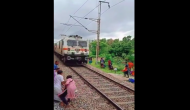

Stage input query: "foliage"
[{"left": 89, "top": 35, "right": 135, "bottom": 74}]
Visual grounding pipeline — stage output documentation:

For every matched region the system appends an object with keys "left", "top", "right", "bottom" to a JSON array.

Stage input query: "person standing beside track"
[
  {"left": 122, "top": 62, "right": 129, "bottom": 78},
  {"left": 54, "top": 61, "right": 59, "bottom": 70},
  {"left": 89, "top": 57, "right": 92, "bottom": 64},
  {"left": 108, "top": 60, "right": 113, "bottom": 70},
  {"left": 54, "top": 70, "right": 67, "bottom": 107},
  {"left": 100, "top": 58, "right": 105, "bottom": 68},
  {"left": 128, "top": 61, "right": 134, "bottom": 75},
  {"left": 108, "top": 60, "right": 111, "bottom": 69}
]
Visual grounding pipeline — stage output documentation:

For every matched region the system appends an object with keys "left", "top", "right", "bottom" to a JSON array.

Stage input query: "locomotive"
[{"left": 54, "top": 35, "right": 89, "bottom": 64}]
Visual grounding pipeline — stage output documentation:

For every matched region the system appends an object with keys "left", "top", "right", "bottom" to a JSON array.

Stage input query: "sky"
[{"left": 54, "top": 0, "right": 134, "bottom": 43}]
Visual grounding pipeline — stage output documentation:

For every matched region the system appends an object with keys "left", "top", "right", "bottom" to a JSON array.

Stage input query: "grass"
[{"left": 89, "top": 58, "right": 124, "bottom": 75}]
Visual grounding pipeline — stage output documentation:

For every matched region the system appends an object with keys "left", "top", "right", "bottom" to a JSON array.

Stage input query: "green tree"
[{"left": 89, "top": 36, "right": 135, "bottom": 64}]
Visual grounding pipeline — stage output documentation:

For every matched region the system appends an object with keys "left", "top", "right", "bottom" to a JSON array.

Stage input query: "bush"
[
  {"left": 125, "top": 54, "right": 134, "bottom": 62},
  {"left": 89, "top": 55, "right": 96, "bottom": 58},
  {"left": 116, "top": 66, "right": 124, "bottom": 71},
  {"left": 128, "top": 55, "right": 134, "bottom": 62},
  {"left": 104, "top": 54, "right": 113, "bottom": 62},
  {"left": 113, "top": 57, "right": 123, "bottom": 64}
]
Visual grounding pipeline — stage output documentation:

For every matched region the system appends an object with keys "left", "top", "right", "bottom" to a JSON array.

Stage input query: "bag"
[{"left": 129, "top": 78, "right": 135, "bottom": 83}]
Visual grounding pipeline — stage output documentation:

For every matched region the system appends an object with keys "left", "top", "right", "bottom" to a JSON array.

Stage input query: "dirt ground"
[
  {"left": 107, "top": 73, "right": 134, "bottom": 82},
  {"left": 85, "top": 64, "right": 134, "bottom": 86}
]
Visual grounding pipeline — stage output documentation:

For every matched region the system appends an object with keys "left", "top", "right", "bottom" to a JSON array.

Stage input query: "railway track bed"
[
  {"left": 54, "top": 54, "right": 135, "bottom": 110},
  {"left": 84, "top": 64, "right": 134, "bottom": 89},
  {"left": 70, "top": 66, "right": 135, "bottom": 110},
  {"left": 54, "top": 55, "right": 116, "bottom": 110}
]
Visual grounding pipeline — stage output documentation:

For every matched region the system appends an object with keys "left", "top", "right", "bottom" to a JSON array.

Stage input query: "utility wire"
[
  {"left": 74, "top": 0, "right": 125, "bottom": 34},
  {"left": 73, "top": 0, "right": 89, "bottom": 15},
  {"left": 101, "top": 0, "right": 125, "bottom": 15},
  {"left": 64, "top": 4, "right": 100, "bottom": 34},
  {"left": 70, "top": 16, "right": 88, "bottom": 19},
  {"left": 64, "top": 0, "right": 107, "bottom": 34},
  {"left": 70, "top": 16, "right": 89, "bottom": 30},
  {"left": 61, "top": 0, "right": 89, "bottom": 31}
]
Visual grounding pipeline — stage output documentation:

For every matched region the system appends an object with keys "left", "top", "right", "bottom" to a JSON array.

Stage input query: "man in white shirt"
[
  {"left": 54, "top": 70, "right": 64, "bottom": 102},
  {"left": 54, "top": 68, "right": 60, "bottom": 80}
]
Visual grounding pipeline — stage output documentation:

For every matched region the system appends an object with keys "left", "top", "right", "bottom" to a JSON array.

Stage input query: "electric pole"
[{"left": 96, "top": 1, "right": 110, "bottom": 64}]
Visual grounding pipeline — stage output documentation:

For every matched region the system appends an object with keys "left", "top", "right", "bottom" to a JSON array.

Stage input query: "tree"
[
  {"left": 89, "top": 36, "right": 134, "bottom": 62},
  {"left": 126, "top": 35, "right": 132, "bottom": 41},
  {"left": 107, "top": 39, "right": 114, "bottom": 45}
]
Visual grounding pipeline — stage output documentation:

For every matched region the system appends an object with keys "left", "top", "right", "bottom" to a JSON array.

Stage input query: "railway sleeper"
[
  {"left": 90, "top": 81, "right": 110, "bottom": 84},
  {"left": 93, "top": 83, "right": 114, "bottom": 86},
  {"left": 117, "top": 101, "right": 134, "bottom": 105},
  {"left": 109, "top": 95, "right": 134, "bottom": 99},
  {"left": 94, "top": 85, "right": 116, "bottom": 88},
  {"left": 98, "top": 88, "right": 122, "bottom": 92},
  {"left": 102, "top": 90, "right": 127, "bottom": 93}
]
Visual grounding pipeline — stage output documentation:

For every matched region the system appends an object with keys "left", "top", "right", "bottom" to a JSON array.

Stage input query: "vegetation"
[{"left": 89, "top": 35, "right": 134, "bottom": 74}]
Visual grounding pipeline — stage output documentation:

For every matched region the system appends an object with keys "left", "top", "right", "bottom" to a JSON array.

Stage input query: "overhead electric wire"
[
  {"left": 61, "top": 0, "right": 89, "bottom": 31},
  {"left": 74, "top": 0, "right": 125, "bottom": 34},
  {"left": 64, "top": 4, "right": 101, "bottom": 34},
  {"left": 101, "top": 0, "right": 125, "bottom": 15},
  {"left": 70, "top": 16, "right": 89, "bottom": 30},
  {"left": 73, "top": 0, "right": 89, "bottom": 15}
]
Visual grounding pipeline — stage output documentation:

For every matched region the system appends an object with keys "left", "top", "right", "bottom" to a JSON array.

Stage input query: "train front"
[{"left": 63, "top": 36, "right": 89, "bottom": 64}]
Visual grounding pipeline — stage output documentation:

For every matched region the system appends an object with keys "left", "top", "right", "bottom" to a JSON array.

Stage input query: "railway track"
[
  {"left": 69, "top": 66, "right": 134, "bottom": 110},
  {"left": 54, "top": 55, "right": 116, "bottom": 110},
  {"left": 54, "top": 54, "right": 135, "bottom": 110}
]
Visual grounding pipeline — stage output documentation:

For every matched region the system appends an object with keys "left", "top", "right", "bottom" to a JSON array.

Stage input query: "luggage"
[{"left": 129, "top": 78, "right": 135, "bottom": 83}]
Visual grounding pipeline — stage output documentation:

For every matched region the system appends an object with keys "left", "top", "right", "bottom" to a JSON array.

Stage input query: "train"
[{"left": 54, "top": 35, "right": 89, "bottom": 64}]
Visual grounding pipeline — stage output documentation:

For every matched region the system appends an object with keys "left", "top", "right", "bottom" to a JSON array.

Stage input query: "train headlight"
[
  {"left": 68, "top": 48, "right": 70, "bottom": 51},
  {"left": 84, "top": 49, "right": 87, "bottom": 52}
]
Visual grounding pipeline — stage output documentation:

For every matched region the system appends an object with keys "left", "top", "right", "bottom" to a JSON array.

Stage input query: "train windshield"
[
  {"left": 78, "top": 41, "right": 87, "bottom": 47},
  {"left": 67, "top": 40, "right": 77, "bottom": 46}
]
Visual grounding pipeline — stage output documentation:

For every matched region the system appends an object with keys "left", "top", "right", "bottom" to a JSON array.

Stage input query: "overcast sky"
[{"left": 54, "top": 0, "right": 134, "bottom": 42}]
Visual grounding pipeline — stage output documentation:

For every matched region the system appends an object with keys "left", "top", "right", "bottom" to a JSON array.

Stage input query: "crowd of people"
[
  {"left": 100, "top": 58, "right": 135, "bottom": 78},
  {"left": 54, "top": 61, "right": 77, "bottom": 108},
  {"left": 89, "top": 57, "right": 134, "bottom": 77},
  {"left": 100, "top": 58, "right": 134, "bottom": 78}
]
